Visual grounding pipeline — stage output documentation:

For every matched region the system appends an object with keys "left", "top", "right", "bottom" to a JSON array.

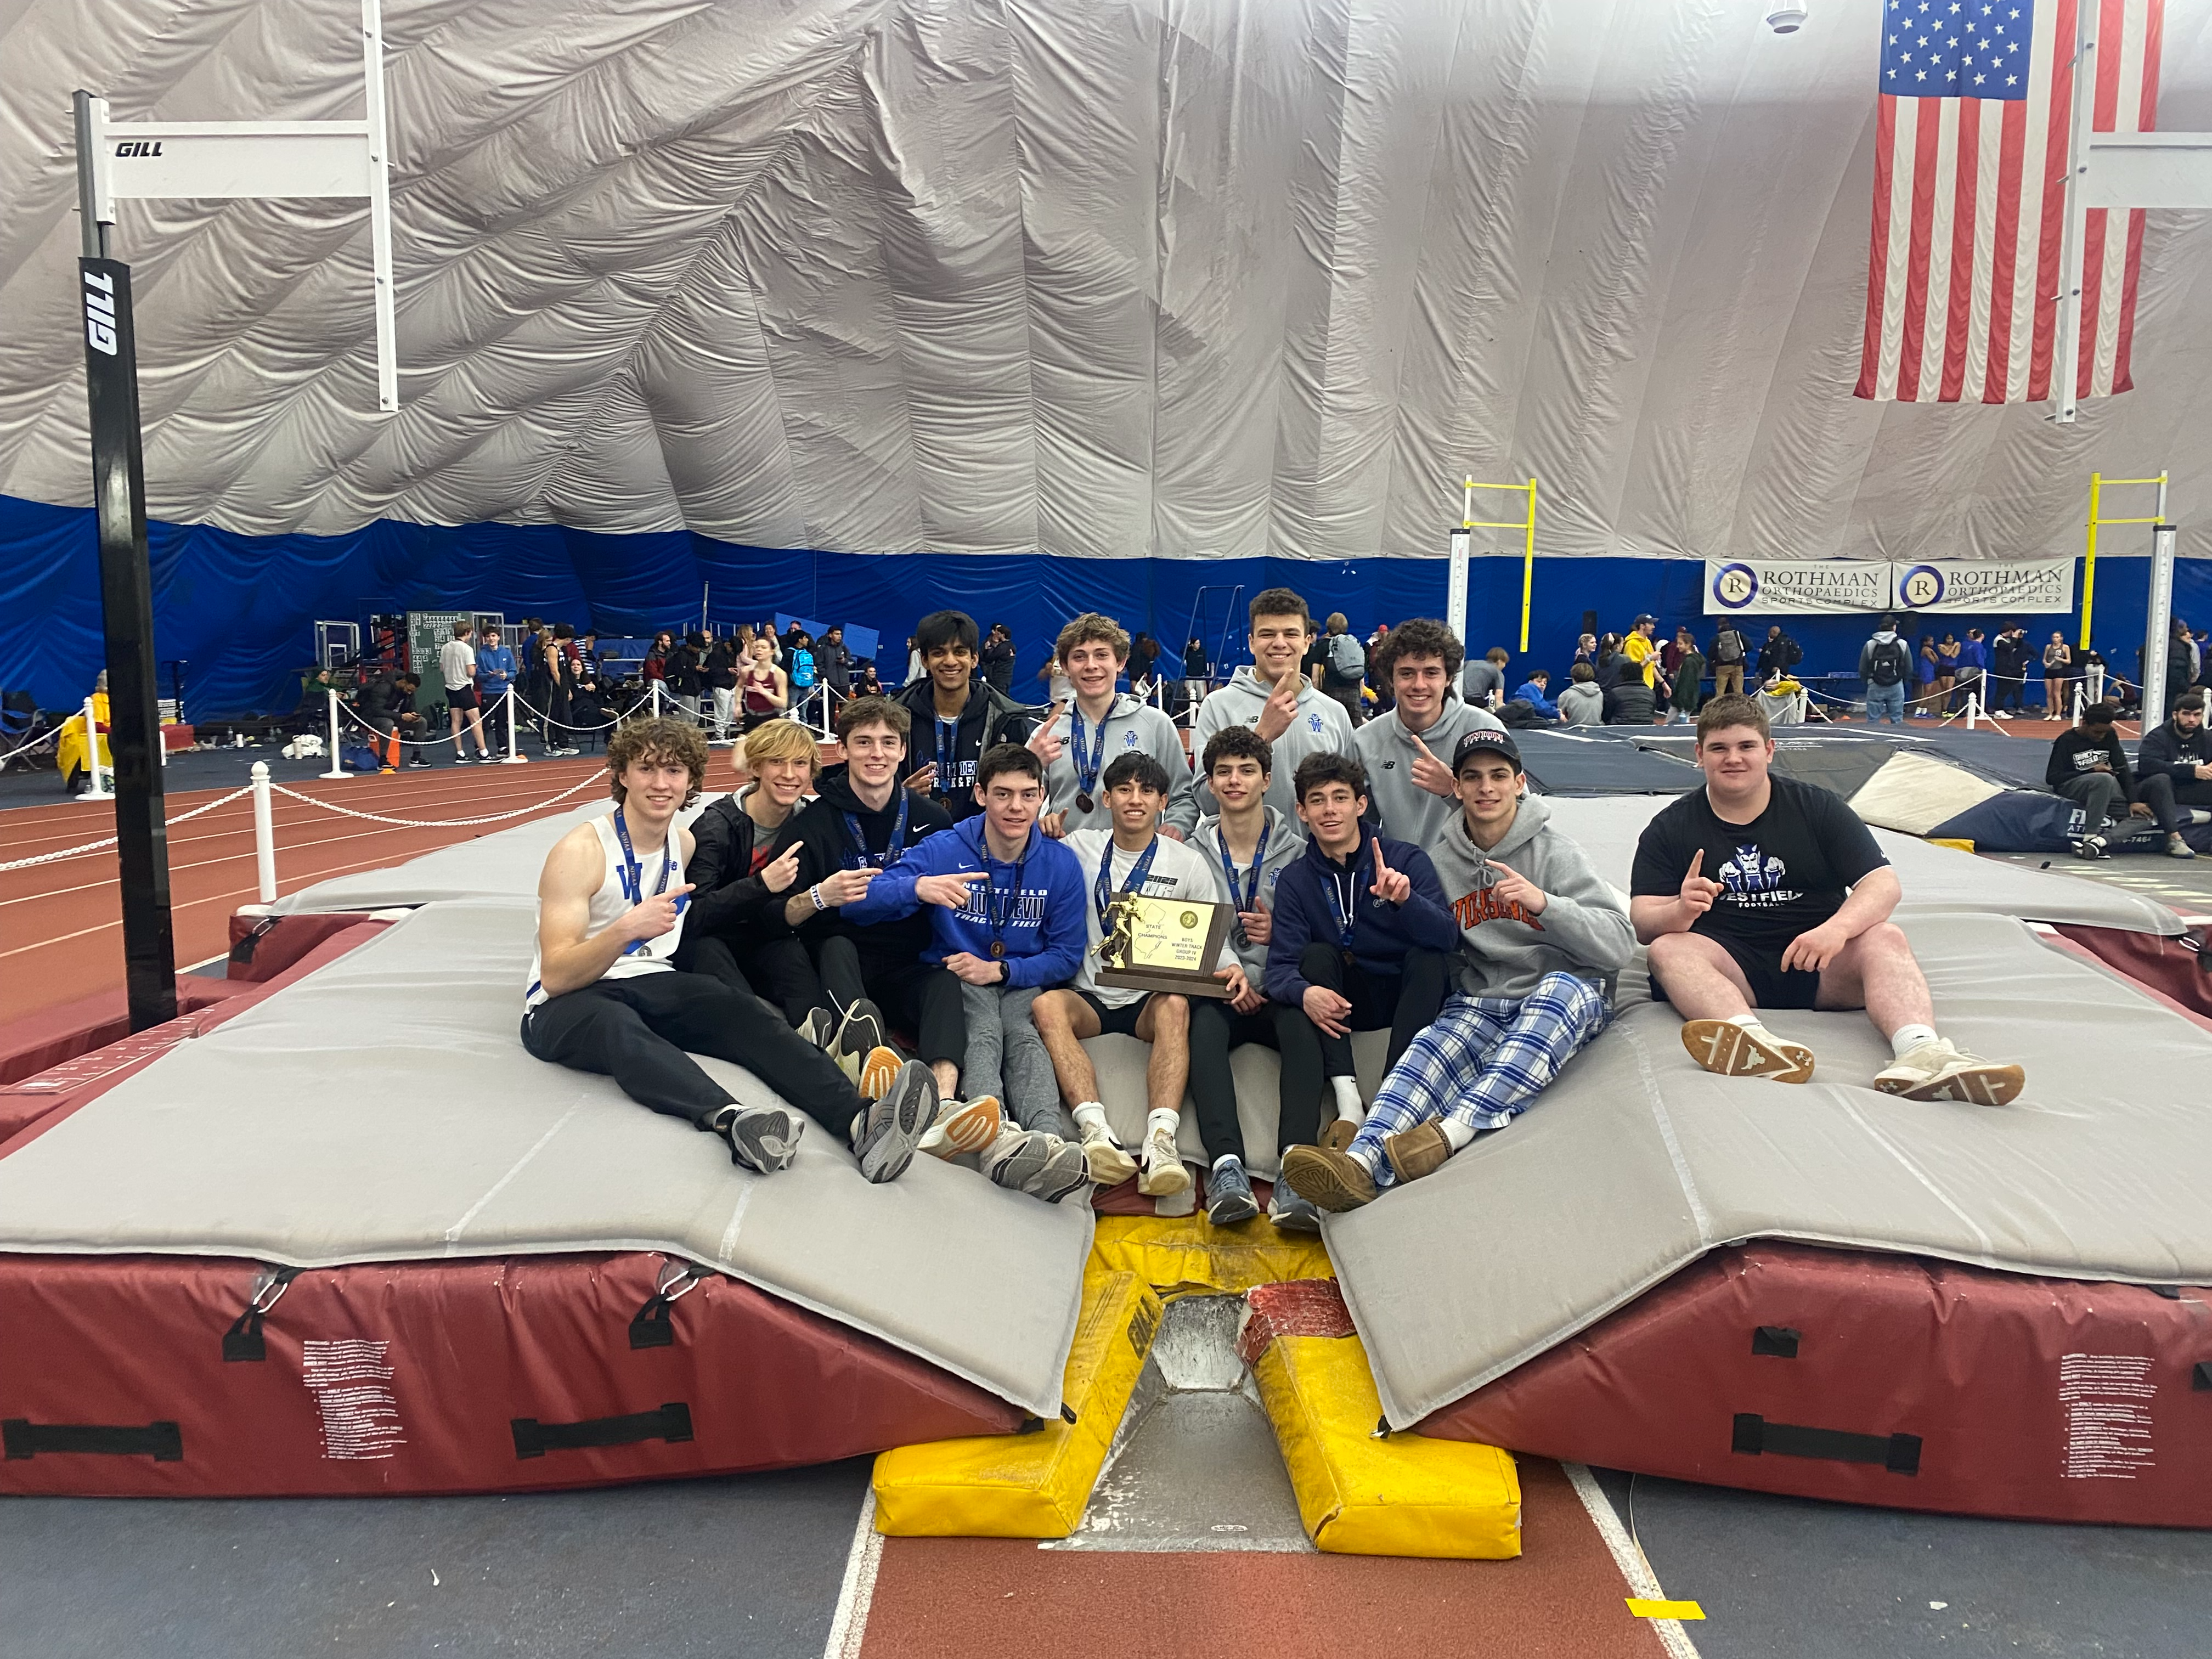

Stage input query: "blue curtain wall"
[{"left": 3, "top": 493, "right": 2199, "bottom": 719}]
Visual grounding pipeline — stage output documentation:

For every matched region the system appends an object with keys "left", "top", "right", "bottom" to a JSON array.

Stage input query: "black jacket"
[
  {"left": 2046, "top": 727, "right": 2134, "bottom": 792},
  {"left": 1604, "top": 678, "right": 1656, "bottom": 724},
  {"left": 2136, "top": 718, "right": 2210, "bottom": 783},
  {"left": 1758, "top": 634, "right": 1803, "bottom": 676},
  {"left": 356, "top": 672, "right": 415, "bottom": 721},
  {"left": 674, "top": 791, "right": 788, "bottom": 966},
  {"left": 980, "top": 637, "right": 1016, "bottom": 692},
  {"left": 891, "top": 679, "right": 1042, "bottom": 821},
  {"left": 763, "top": 765, "right": 953, "bottom": 956}
]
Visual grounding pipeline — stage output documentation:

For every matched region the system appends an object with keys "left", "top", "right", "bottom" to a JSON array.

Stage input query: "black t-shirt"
[{"left": 1630, "top": 776, "right": 1888, "bottom": 953}]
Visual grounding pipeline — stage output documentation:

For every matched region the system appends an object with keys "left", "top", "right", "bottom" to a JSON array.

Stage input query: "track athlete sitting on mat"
[
  {"left": 763, "top": 696, "right": 964, "bottom": 1099},
  {"left": 1033, "top": 613, "right": 1198, "bottom": 840},
  {"left": 843, "top": 743, "right": 1092, "bottom": 1201},
  {"left": 1352, "top": 617, "right": 1504, "bottom": 847},
  {"left": 1283, "top": 729, "right": 1630, "bottom": 1211},
  {"left": 1631, "top": 695, "right": 2025, "bottom": 1103},
  {"left": 673, "top": 719, "right": 838, "bottom": 1036},
  {"left": 1193, "top": 588, "right": 1358, "bottom": 823},
  {"left": 1032, "top": 751, "right": 1221, "bottom": 1195},
  {"left": 521, "top": 717, "right": 935, "bottom": 1180},
  {"left": 895, "top": 609, "right": 1044, "bottom": 823},
  {"left": 2134, "top": 691, "right": 2212, "bottom": 855},
  {"left": 1265, "top": 753, "right": 1455, "bottom": 1150},
  {"left": 1187, "top": 726, "right": 1315, "bottom": 1230}
]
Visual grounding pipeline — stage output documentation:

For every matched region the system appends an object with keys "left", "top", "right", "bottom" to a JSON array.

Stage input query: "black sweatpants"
[
  {"left": 2132, "top": 772, "right": 2212, "bottom": 834},
  {"left": 1186, "top": 1001, "right": 1307, "bottom": 1165},
  {"left": 1276, "top": 940, "right": 1447, "bottom": 1095},
  {"left": 521, "top": 971, "right": 862, "bottom": 1137},
  {"left": 689, "top": 933, "right": 829, "bottom": 1029},
  {"left": 815, "top": 935, "right": 964, "bottom": 1069}
]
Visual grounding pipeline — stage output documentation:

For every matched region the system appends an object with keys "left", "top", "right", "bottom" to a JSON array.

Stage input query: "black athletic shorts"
[
  {"left": 1079, "top": 989, "right": 1153, "bottom": 1038},
  {"left": 1649, "top": 934, "right": 1822, "bottom": 1011},
  {"left": 446, "top": 684, "right": 479, "bottom": 712}
]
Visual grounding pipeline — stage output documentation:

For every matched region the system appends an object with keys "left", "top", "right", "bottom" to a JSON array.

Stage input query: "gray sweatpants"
[
  {"left": 960, "top": 980, "right": 1065, "bottom": 1132},
  {"left": 2056, "top": 770, "right": 2125, "bottom": 830}
]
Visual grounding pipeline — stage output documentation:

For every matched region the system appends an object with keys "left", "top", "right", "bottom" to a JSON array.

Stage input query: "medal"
[
  {"left": 1068, "top": 709, "right": 1107, "bottom": 817},
  {"left": 990, "top": 941, "right": 1006, "bottom": 958},
  {"left": 1076, "top": 791, "right": 1094, "bottom": 814}
]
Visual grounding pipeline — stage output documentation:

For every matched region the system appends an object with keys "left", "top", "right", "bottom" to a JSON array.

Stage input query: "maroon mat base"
[
  {"left": 0, "top": 1251, "right": 1025, "bottom": 1497},
  {"left": 1418, "top": 1243, "right": 2212, "bottom": 1528},
  {"left": 2054, "top": 923, "right": 2212, "bottom": 1022}
]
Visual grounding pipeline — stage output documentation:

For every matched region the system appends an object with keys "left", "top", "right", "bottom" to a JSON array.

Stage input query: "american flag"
[{"left": 1855, "top": 0, "right": 2164, "bottom": 404}]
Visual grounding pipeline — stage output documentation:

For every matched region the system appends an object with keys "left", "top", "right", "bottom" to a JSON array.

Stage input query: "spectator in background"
[
  {"left": 643, "top": 631, "right": 673, "bottom": 692},
  {"left": 356, "top": 668, "right": 425, "bottom": 772},
  {"left": 1183, "top": 636, "right": 1211, "bottom": 709},
  {"left": 1709, "top": 620, "right": 1748, "bottom": 698},
  {"left": 2042, "top": 633, "right": 2073, "bottom": 719},
  {"left": 1933, "top": 631, "right": 1959, "bottom": 707},
  {"left": 816, "top": 625, "right": 852, "bottom": 700},
  {"left": 439, "top": 620, "right": 495, "bottom": 764},
  {"left": 1858, "top": 616, "right": 1911, "bottom": 726},
  {"left": 476, "top": 626, "right": 516, "bottom": 718},
  {"left": 1313, "top": 613, "right": 1368, "bottom": 728},
  {"left": 1573, "top": 631, "right": 1600, "bottom": 670},
  {"left": 906, "top": 635, "right": 926, "bottom": 686},
  {"left": 1463, "top": 646, "right": 1508, "bottom": 710},
  {"left": 1604, "top": 648, "right": 1657, "bottom": 724},
  {"left": 1991, "top": 623, "right": 2028, "bottom": 713},
  {"left": 1128, "top": 631, "right": 1160, "bottom": 701},
  {"left": 519, "top": 618, "right": 549, "bottom": 730},
  {"left": 788, "top": 631, "right": 819, "bottom": 722},
  {"left": 739, "top": 635, "right": 788, "bottom": 734},
  {"left": 1513, "top": 668, "right": 1559, "bottom": 720},
  {"left": 1556, "top": 662, "right": 1603, "bottom": 725},
  {"left": 1757, "top": 624, "right": 1802, "bottom": 682},
  {"left": 855, "top": 661, "right": 883, "bottom": 698},
  {"left": 2078, "top": 644, "right": 2108, "bottom": 708},
  {"left": 1621, "top": 614, "right": 1663, "bottom": 699},
  {"left": 980, "top": 623, "right": 1016, "bottom": 694},
  {"left": 543, "top": 624, "right": 581, "bottom": 755},
  {"left": 1915, "top": 635, "right": 1939, "bottom": 716},
  {"left": 704, "top": 631, "right": 741, "bottom": 740},
  {"left": 1593, "top": 633, "right": 1625, "bottom": 692},
  {"left": 1667, "top": 630, "right": 1705, "bottom": 725},
  {"left": 1954, "top": 628, "right": 1990, "bottom": 715}
]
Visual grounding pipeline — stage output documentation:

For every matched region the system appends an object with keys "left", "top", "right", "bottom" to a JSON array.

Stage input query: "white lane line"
[
  {"left": 822, "top": 1486, "right": 883, "bottom": 1659},
  {"left": 1561, "top": 1462, "right": 1703, "bottom": 1659}
]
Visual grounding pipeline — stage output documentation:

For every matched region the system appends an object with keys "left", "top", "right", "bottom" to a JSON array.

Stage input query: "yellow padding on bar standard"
[
  {"left": 1253, "top": 1332, "right": 1521, "bottom": 1559},
  {"left": 870, "top": 1262, "right": 1160, "bottom": 1538},
  {"left": 1088, "top": 1211, "right": 1336, "bottom": 1294}
]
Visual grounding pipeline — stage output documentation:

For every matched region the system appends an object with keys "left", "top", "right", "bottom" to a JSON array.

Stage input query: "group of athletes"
[{"left": 526, "top": 590, "right": 2028, "bottom": 1228}]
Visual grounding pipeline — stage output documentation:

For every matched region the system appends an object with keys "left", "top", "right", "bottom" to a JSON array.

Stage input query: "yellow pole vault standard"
[
  {"left": 2082, "top": 472, "right": 2168, "bottom": 650},
  {"left": 1462, "top": 478, "right": 1540, "bottom": 652}
]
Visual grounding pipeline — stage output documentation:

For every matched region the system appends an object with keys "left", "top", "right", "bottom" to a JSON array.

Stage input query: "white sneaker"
[
  {"left": 1679, "top": 1018, "right": 1815, "bottom": 1084},
  {"left": 1872, "top": 1039, "right": 2025, "bottom": 1107},
  {"left": 795, "top": 1006, "right": 835, "bottom": 1051},
  {"left": 1076, "top": 1118, "right": 1138, "bottom": 1186},
  {"left": 1136, "top": 1122, "right": 1191, "bottom": 1198},
  {"left": 2168, "top": 833, "right": 2198, "bottom": 861},
  {"left": 918, "top": 1095, "right": 1003, "bottom": 1159}
]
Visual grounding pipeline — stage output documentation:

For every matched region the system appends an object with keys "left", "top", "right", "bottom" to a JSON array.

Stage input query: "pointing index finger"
[{"left": 1686, "top": 848, "right": 1703, "bottom": 880}]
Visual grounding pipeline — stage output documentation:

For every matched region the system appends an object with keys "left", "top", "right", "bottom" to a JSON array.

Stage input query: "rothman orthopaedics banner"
[
  {"left": 1703, "top": 560, "right": 1892, "bottom": 615},
  {"left": 1889, "top": 559, "right": 2075, "bottom": 614},
  {"left": 1703, "top": 558, "right": 2076, "bottom": 616}
]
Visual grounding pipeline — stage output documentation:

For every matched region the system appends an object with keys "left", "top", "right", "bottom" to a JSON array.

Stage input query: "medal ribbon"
[
  {"left": 984, "top": 834, "right": 1031, "bottom": 958},
  {"left": 841, "top": 788, "right": 912, "bottom": 871},
  {"left": 1068, "top": 707, "right": 1108, "bottom": 803},
  {"left": 1094, "top": 835, "right": 1162, "bottom": 930},
  {"left": 934, "top": 716, "right": 959, "bottom": 800},
  {"left": 612, "top": 806, "right": 681, "bottom": 956},
  {"left": 1214, "top": 818, "right": 1271, "bottom": 912},
  {"left": 1317, "top": 837, "right": 1365, "bottom": 955}
]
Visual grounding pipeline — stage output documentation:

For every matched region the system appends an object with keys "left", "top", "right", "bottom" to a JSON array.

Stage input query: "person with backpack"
[
  {"left": 1709, "top": 621, "right": 1749, "bottom": 698},
  {"left": 1859, "top": 617, "right": 1912, "bottom": 726},
  {"left": 788, "top": 633, "right": 818, "bottom": 723},
  {"left": 1312, "top": 613, "right": 1368, "bottom": 728}
]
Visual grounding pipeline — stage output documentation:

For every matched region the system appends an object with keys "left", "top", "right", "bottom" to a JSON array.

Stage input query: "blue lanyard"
[
  {"left": 1069, "top": 708, "right": 1109, "bottom": 799},
  {"left": 612, "top": 808, "right": 681, "bottom": 955},
  {"left": 1214, "top": 818, "right": 1271, "bottom": 912},
  {"left": 1317, "top": 839, "right": 1366, "bottom": 952},
  {"left": 1094, "top": 836, "right": 1161, "bottom": 929},
  {"left": 935, "top": 718, "right": 960, "bottom": 799},
  {"left": 985, "top": 841, "right": 1031, "bottom": 957},
  {"left": 841, "top": 788, "right": 912, "bottom": 871}
]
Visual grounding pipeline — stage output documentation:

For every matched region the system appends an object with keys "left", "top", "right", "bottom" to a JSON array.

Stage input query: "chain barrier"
[
  {"left": 266, "top": 770, "right": 604, "bottom": 828},
  {"left": 505, "top": 687, "right": 654, "bottom": 734},
  {"left": 0, "top": 783, "right": 254, "bottom": 874},
  {"left": 0, "top": 727, "right": 61, "bottom": 769}
]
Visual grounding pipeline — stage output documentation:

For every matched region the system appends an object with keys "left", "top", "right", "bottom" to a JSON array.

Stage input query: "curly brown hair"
[
  {"left": 605, "top": 716, "right": 709, "bottom": 806},
  {"left": 1370, "top": 617, "right": 1464, "bottom": 684}
]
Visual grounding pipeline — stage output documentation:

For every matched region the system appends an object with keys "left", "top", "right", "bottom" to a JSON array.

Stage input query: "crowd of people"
[{"left": 522, "top": 589, "right": 2027, "bottom": 1231}]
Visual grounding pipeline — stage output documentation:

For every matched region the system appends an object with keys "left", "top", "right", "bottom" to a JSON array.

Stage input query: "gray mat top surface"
[
  {"left": 0, "top": 902, "right": 1090, "bottom": 1418},
  {"left": 1543, "top": 793, "right": 2179, "bottom": 936},
  {"left": 1327, "top": 910, "right": 2212, "bottom": 1426}
]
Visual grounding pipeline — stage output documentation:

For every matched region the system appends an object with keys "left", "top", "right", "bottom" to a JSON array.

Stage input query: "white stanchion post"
[
  {"left": 651, "top": 680, "right": 663, "bottom": 720},
  {"left": 503, "top": 686, "right": 527, "bottom": 763},
  {"left": 321, "top": 689, "right": 348, "bottom": 779},
  {"left": 250, "top": 760, "right": 277, "bottom": 903},
  {"left": 2073, "top": 681, "right": 2085, "bottom": 726},
  {"left": 1966, "top": 691, "right": 1980, "bottom": 731},
  {"left": 77, "top": 697, "right": 114, "bottom": 801}
]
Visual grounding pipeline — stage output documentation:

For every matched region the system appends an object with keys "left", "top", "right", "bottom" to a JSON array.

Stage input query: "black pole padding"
[{"left": 79, "top": 256, "right": 176, "bottom": 1032}]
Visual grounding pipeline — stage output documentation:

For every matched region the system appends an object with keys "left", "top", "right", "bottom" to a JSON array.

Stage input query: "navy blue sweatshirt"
[{"left": 1263, "top": 827, "right": 1457, "bottom": 1006}]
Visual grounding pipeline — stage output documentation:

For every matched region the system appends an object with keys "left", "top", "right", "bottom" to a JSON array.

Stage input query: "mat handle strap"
[
  {"left": 3, "top": 1419, "right": 183, "bottom": 1462},
  {"left": 511, "top": 1402, "right": 693, "bottom": 1460},
  {"left": 1731, "top": 1412, "right": 1920, "bottom": 1475}
]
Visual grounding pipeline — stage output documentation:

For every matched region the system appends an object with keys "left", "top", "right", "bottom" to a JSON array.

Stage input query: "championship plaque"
[{"left": 1097, "top": 893, "right": 1234, "bottom": 998}]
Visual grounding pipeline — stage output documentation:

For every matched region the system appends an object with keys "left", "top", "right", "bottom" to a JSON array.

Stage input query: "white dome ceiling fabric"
[{"left": 0, "top": 0, "right": 2205, "bottom": 562}]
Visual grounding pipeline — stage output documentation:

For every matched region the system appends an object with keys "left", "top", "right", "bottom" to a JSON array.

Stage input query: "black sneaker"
[
  {"left": 1206, "top": 1156, "right": 1260, "bottom": 1226},
  {"left": 1267, "top": 1176, "right": 1323, "bottom": 1234},
  {"left": 406, "top": 757, "right": 432, "bottom": 769},
  {"left": 717, "top": 1104, "right": 803, "bottom": 1174},
  {"left": 854, "top": 1059, "right": 935, "bottom": 1184},
  {"left": 831, "top": 999, "right": 885, "bottom": 1085}
]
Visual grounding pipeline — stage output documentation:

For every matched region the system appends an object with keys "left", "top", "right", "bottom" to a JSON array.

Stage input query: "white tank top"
[{"left": 525, "top": 811, "right": 687, "bottom": 1009}]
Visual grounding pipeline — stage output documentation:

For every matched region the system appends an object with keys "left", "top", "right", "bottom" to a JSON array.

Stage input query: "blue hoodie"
[
  {"left": 476, "top": 642, "right": 517, "bottom": 696},
  {"left": 842, "top": 815, "right": 1086, "bottom": 989},
  {"left": 1264, "top": 826, "right": 1457, "bottom": 1007},
  {"left": 1514, "top": 679, "right": 1559, "bottom": 718}
]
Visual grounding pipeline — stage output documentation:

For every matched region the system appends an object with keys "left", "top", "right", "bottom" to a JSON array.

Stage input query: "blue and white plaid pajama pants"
[{"left": 1348, "top": 970, "right": 1609, "bottom": 1187}]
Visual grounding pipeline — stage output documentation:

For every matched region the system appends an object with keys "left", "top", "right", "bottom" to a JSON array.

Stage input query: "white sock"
[
  {"left": 1438, "top": 1118, "right": 1476, "bottom": 1152},
  {"left": 1330, "top": 1075, "right": 1364, "bottom": 1122},
  {"left": 1212, "top": 1152, "right": 1242, "bottom": 1172},
  {"left": 1072, "top": 1102, "right": 1108, "bottom": 1136},
  {"left": 1725, "top": 1013, "right": 1764, "bottom": 1030},
  {"left": 1890, "top": 1023, "right": 1939, "bottom": 1059},
  {"left": 1146, "top": 1107, "right": 1180, "bottom": 1144}
]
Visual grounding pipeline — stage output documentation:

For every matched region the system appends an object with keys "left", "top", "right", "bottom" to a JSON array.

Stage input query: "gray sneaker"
[
  {"left": 853, "top": 1059, "right": 935, "bottom": 1183},
  {"left": 1206, "top": 1156, "right": 1260, "bottom": 1226},
  {"left": 831, "top": 999, "right": 885, "bottom": 1084},
  {"left": 716, "top": 1104, "right": 804, "bottom": 1175},
  {"left": 983, "top": 1129, "right": 1094, "bottom": 1203},
  {"left": 1267, "top": 1175, "right": 1323, "bottom": 1234}
]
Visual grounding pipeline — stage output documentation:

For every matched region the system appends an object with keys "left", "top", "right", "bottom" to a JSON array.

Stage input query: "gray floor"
[
  {"left": 1592, "top": 1470, "right": 2212, "bottom": 1659},
  {"left": 0, "top": 1461, "right": 869, "bottom": 1659}
]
